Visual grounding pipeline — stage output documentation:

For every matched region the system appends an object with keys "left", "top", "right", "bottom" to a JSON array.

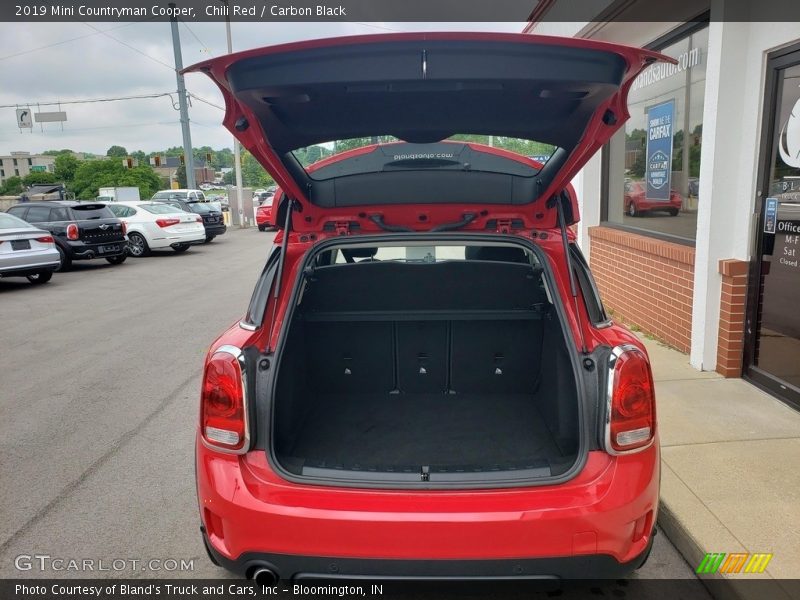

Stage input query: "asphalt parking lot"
[{"left": 0, "top": 228, "right": 710, "bottom": 596}]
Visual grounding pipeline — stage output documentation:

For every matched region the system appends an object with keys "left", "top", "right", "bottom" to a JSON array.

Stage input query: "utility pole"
[
  {"left": 220, "top": 0, "right": 247, "bottom": 228},
  {"left": 169, "top": 3, "right": 196, "bottom": 190}
]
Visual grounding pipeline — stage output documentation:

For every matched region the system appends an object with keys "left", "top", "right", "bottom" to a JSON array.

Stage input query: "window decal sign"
[
  {"left": 645, "top": 99, "right": 675, "bottom": 201},
  {"left": 764, "top": 197, "right": 778, "bottom": 234}
]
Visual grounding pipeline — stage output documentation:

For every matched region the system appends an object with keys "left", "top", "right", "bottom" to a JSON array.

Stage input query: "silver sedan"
[{"left": 0, "top": 212, "right": 61, "bottom": 284}]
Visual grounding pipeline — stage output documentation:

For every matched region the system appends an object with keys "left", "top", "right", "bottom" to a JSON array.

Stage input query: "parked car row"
[{"left": 1, "top": 190, "right": 228, "bottom": 286}]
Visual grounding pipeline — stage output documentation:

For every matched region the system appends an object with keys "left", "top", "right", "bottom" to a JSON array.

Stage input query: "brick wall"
[
  {"left": 716, "top": 259, "right": 749, "bottom": 377},
  {"left": 588, "top": 226, "right": 695, "bottom": 353}
]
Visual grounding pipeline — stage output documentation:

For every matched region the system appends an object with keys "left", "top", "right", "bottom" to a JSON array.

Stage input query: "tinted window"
[
  {"left": 50, "top": 207, "right": 70, "bottom": 221},
  {"left": 70, "top": 205, "right": 115, "bottom": 220},
  {"left": 7, "top": 206, "right": 26, "bottom": 218},
  {"left": 26, "top": 206, "right": 52, "bottom": 223}
]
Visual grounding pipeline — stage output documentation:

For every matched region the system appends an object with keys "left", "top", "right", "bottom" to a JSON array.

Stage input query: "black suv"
[
  {"left": 150, "top": 194, "right": 226, "bottom": 243},
  {"left": 7, "top": 201, "right": 127, "bottom": 270}
]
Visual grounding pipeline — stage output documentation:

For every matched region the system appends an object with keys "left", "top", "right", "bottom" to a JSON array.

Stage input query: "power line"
[
  {"left": 0, "top": 21, "right": 144, "bottom": 62},
  {"left": 180, "top": 20, "right": 215, "bottom": 57},
  {"left": 187, "top": 92, "right": 224, "bottom": 111},
  {"left": 82, "top": 22, "right": 176, "bottom": 72},
  {"left": 0, "top": 92, "right": 176, "bottom": 110}
]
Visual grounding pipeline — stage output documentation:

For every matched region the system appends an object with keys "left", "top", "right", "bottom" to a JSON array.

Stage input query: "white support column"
[
  {"left": 690, "top": 15, "right": 752, "bottom": 370},
  {"left": 574, "top": 153, "right": 603, "bottom": 259}
]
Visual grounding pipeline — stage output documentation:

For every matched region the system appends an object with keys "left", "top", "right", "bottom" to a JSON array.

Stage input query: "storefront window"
[{"left": 603, "top": 25, "right": 708, "bottom": 242}]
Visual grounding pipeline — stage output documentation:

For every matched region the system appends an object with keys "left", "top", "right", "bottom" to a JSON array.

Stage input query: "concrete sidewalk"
[{"left": 639, "top": 335, "right": 800, "bottom": 599}]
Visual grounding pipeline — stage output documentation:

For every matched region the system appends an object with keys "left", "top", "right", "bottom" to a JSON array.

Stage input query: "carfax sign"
[{"left": 645, "top": 99, "right": 675, "bottom": 201}]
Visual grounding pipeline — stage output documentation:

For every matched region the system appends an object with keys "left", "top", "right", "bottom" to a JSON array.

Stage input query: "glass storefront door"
[{"left": 745, "top": 45, "right": 800, "bottom": 409}]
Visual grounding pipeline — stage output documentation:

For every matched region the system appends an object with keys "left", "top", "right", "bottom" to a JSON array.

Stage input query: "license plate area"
[
  {"left": 11, "top": 239, "right": 31, "bottom": 250},
  {"left": 98, "top": 245, "right": 119, "bottom": 254}
]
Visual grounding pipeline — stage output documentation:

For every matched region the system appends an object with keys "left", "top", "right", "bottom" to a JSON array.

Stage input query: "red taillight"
[
  {"left": 606, "top": 345, "right": 655, "bottom": 454},
  {"left": 36, "top": 236, "right": 54, "bottom": 243},
  {"left": 156, "top": 218, "right": 181, "bottom": 228},
  {"left": 200, "top": 347, "right": 249, "bottom": 453},
  {"left": 196, "top": 215, "right": 203, "bottom": 223},
  {"left": 66, "top": 223, "right": 79, "bottom": 240},
  {"left": 121, "top": 221, "right": 127, "bottom": 236}
]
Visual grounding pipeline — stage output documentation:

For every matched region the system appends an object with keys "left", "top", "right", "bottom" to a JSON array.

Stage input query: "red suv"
[{"left": 188, "top": 33, "right": 666, "bottom": 583}]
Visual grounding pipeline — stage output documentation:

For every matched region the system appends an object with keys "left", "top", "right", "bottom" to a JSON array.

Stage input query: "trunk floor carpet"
[{"left": 286, "top": 393, "right": 565, "bottom": 470}]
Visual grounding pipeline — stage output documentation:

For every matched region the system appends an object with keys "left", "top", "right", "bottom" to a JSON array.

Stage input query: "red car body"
[
  {"left": 187, "top": 33, "right": 669, "bottom": 582},
  {"left": 624, "top": 180, "right": 682, "bottom": 216},
  {"left": 255, "top": 203, "right": 273, "bottom": 231}
]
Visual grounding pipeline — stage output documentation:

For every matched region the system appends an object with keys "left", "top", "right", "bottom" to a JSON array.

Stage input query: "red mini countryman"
[{"left": 187, "top": 33, "right": 667, "bottom": 583}]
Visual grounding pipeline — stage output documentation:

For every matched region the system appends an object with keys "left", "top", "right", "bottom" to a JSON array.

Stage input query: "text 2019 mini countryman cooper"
[{"left": 188, "top": 33, "right": 669, "bottom": 582}]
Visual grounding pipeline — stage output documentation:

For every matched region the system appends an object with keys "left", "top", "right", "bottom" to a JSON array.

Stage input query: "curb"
[{"left": 657, "top": 501, "right": 793, "bottom": 600}]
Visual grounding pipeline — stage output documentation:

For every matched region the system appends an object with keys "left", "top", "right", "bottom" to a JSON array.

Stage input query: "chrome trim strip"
[
  {"left": 239, "top": 320, "right": 257, "bottom": 331},
  {"left": 200, "top": 344, "right": 251, "bottom": 455},
  {"left": 604, "top": 344, "right": 655, "bottom": 456}
]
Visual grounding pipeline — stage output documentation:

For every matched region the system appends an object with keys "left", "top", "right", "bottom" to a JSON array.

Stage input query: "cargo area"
[{"left": 271, "top": 245, "right": 581, "bottom": 484}]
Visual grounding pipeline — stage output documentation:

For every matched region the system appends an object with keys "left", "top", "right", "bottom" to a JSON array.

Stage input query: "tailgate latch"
[
  {"left": 495, "top": 219, "right": 513, "bottom": 233},
  {"left": 334, "top": 221, "right": 351, "bottom": 235}
]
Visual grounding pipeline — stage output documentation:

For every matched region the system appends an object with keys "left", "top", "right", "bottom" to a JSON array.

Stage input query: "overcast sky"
[{"left": 0, "top": 22, "right": 524, "bottom": 156}]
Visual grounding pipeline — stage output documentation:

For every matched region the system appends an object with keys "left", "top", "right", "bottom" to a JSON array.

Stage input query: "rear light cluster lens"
[
  {"left": 66, "top": 223, "right": 79, "bottom": 240},
  {"left": 196, "top": 216, "right": 203, "bottom": 223},
  {"left": 121, "top": 222, "right": 127, "bottom": 236},
  {"left": 606, "top": 345, "right": 656, "bottom": 454},
  {"left": 200, "top": 346, "right": 249, "bottom": 454},
  {"left": 36, "top": 236, "right": 55, "bottom": 243},
  {"left": 156, "top": 218, "right": 181, "bottom": 228}
]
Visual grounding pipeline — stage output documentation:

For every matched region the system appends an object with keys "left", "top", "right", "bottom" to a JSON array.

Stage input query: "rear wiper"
[
  {"left": 368, "top": 214, "right": 414, "bottom": 232},
  {"left": 430, "top": 212, "right": 477, "bottom": 232}
]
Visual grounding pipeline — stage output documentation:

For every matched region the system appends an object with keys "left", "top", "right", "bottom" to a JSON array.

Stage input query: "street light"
[{"left": 218, "top": 0, "right": 247, "bottom": 228}]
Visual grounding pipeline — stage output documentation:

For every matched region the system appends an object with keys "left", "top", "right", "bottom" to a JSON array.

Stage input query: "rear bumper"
[
  {"left": 148, "top": 232, "right": 206, "bottom": 249},
  {"left": 202, "top": 530, "right": 655, "bottom": 580},
  {"left": 204, "top": 223, "right": 227, "bottom": 236},
  {"left": 66, "top": 240, "right": 127, "bottom": 260},
  {"left": 197, "top": 441, "right": 660, "bottom": 579},
  {"left": 0, "top": 249, "right": 61, "bottom": 273}
]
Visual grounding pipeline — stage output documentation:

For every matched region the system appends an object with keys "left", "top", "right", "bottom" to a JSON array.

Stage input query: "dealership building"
[{"left": 528, "top": 2, "right": 800, "bottom": 409}]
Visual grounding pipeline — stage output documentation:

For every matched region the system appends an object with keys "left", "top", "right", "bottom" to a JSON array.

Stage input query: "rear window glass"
[
  {"left": 0, "top": 213, "right": 34, "bottom": 229},
  {"left": 330, "top": 243, "right": 539, "bottom": 267},
  {"left": 142, "top": 203, "right": 183, "bottom": 215},
  {"left": 70, "top": 205, "right": 114, "bottom": 219},
  {"left": 189, "top": 203, "right": 212, "bottom": 214},
  {"left": 295, "top": 136, "right": 558, "bottom": 180},
  {"left": 153, "top": 191, "right": 187, "bottom": 200}
]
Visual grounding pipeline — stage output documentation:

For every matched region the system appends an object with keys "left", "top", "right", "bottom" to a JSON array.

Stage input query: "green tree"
[
  {"left": 70, "top": 159, "right": 162, "bottom": 199},
  {"left": 0, "top": 176, "right": 23, "bottom": 195},
  {"left": 241, "top": 150, "right": 274, "bottom": 187},
  {"left": 106, "top": 145, "right": 128, "bottom": 157},
  {"left": 22, "top": 172, "right": 58, "bottom": 186},
  {"left": 54, "top": 153, "right": 80, "bottom": 183},
  {"left": 42, "top": 148, "right": 75, "bottom": 156},
  {"left": 175, "top": 165, "right": 187, "bottom": 188}
]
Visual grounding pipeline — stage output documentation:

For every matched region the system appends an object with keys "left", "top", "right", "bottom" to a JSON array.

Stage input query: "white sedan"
[
  {"left": 107, "top": 201, "right": 206, "bottom": 257},
  {"left": 0, "top": 212, "right": 61, "bottom": 284}
]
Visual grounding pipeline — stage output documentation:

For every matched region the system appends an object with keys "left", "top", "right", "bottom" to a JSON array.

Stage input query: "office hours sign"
[{"left": 645, "top": 99, "right": 675, "bottom": 202}]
